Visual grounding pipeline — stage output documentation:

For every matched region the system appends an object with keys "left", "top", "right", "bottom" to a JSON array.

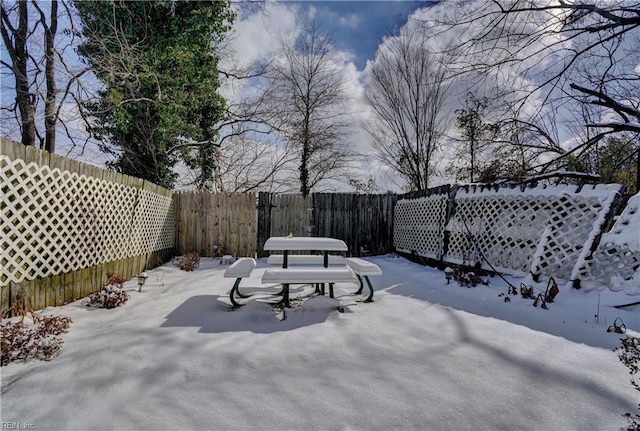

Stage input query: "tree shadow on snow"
[
  {"left": 160, "top": 294, "right": 348, "bottom": 334},
  {"left": 385, "top": 281, "right": 626, "bottom": 350}
]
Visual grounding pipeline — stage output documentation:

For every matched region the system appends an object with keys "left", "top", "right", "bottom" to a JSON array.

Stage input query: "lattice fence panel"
[
  {"left": 129, "top": 188, "right": 175, "bottom": 256},
  {"left": 445, "top": 194, "right": 543, "bottom": 273},
  {"left": 1, "top": 155, "right": 174, "bottom": 286},
  {"left": 446, "top": 185, "right": 622, "bottom": 280},
  {"left": 576, "top": 192, "right": 640, "bottom": 293},
  {"left": 393, "top": 194, "right": 448, "bottom": 259}
]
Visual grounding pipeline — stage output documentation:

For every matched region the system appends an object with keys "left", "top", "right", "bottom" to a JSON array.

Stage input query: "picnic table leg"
[
  {"left": 282, "top": 283, "right": 290, "bottom": 308},
  {"left": 230, "top": 278, "right": 244, "bottom": 308},
  {"left": 352, "top": 275, "right": 374, "bottom": 302},
  {"left": 329, "top": 283, "right": 334, "bottom": 298},
  {"left": 362, "top": 276, "right": 374, "bottom": 302}
]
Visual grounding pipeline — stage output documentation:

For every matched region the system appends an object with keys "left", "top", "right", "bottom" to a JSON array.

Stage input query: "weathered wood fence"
[
  {"left": 257, "top": 192, "right": 398, "bottom": 258},
  {"left": 4, "top": 132, "right": 638, "bottom": 314},
  {"left": 173, "top": 191, "right": 257, "bottom": 258},
  {"left": 1, "top": 135, "right": 401, "bottom": 314}
]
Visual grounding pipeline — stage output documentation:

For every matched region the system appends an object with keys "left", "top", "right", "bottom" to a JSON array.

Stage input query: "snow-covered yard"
[{"left": 1, "top": 255, "right": 638, "bottom": 430}]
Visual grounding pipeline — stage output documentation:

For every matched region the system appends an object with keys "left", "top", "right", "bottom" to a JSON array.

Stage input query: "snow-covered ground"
[{"left": 2, "top": 255, "right": 638, "bottom": 430}]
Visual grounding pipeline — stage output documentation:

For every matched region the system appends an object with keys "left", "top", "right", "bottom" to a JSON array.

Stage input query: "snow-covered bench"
[
  {"left": 224, "top": 258, "right": 257, "bottom": 307},
  {"left": 345, "top": 258, "right": 382, "bottom": 302},
  {"left": 261, "top": 267, "right": 357, "bottom": 307}
]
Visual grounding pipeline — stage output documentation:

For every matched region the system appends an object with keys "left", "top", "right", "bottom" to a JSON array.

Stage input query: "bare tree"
[
  {"left": 425, "top": 0, "right": 639, "bottom": 177},
  {"left": 1, "top": 0, "right": 89, "bottom": 153},
  {"left": 448, "top": 93, "right": 501, "bottom": 183},
  {"left": 365, "top": 29, "right": 450, "bottom": 192},
  {"left": 214, "top": 137, "right": 298, "bottom": 193},
  {"left": 261, "top": 21, "right": 354, "bottom": 197},
  {"left": 1, "top": 1, "right": 35, "bottom": 146}
]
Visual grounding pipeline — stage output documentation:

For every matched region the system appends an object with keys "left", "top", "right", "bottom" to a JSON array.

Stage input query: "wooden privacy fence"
[
  {"left": 1, "top": 138, "right": 174, "bottom": 313},
  {"left": 257, "top": 192, "right": 398, "bottom": 258},
  {"left": 0, "top": 135, "right": 396, "bottom": 315},
  {"left": 7, "top": 135, "right": 636, "bottom": 315},
  {"left": 173, "top": 191, "right": 257, "bottom": 258}
]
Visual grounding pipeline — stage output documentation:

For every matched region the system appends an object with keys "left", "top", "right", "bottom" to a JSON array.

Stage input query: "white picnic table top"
[{"left": 263, "top": 236, "right": 348, "bottom": 252}]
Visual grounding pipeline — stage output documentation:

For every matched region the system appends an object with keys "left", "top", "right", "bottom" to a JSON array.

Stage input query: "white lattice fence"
[
  {"left": 394, "top": 194, "right": 448, "bottom": 260},
  {"left": 393, "top": 184, "right": 624, "bottom": 284},
  {"left": 1, "top": 154, "right": 175, "bottom": 287},
  {"left": 576, "top": 192, "right": 640, "bottom": 293},
  {"left": 445, "top": 192, "right": 545, "bottom": 273},
  {"left": 446, "top": 184, "right": 622, "bottom": 280}
]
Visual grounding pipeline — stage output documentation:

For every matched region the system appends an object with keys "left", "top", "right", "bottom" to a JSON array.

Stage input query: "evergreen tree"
[{"left": 75, "top": 0, "right": 234, "bottom": 188}]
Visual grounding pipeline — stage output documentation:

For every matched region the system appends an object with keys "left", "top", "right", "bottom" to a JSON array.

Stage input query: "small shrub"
[
  {"left": 615, "top": 336, "right": 640, "bottom": 430},
  {"left": 453, "top": 267, "right": 488, "bottom": 287},
  {"left": 106, "top": 272, "right": 125, "bottom": 288},
  {"left": 1, "top": 315, "right": 72, "bottom": 366},
  {"left": 83, "top": 272, "right": 129, "bottom": 308},
  {"left": 1, "top": 284, "right": 38, "bottom": 321},
  {"left": 83, "top": 285, "right": 129, "bottom": 309},
  {"left": 176, "top": 251, "right": 201, "bottom": 271}
]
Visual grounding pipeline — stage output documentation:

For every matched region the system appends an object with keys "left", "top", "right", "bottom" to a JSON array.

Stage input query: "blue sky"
[{"left": 285, "top": 1, "right": 430, "bottom": 70}]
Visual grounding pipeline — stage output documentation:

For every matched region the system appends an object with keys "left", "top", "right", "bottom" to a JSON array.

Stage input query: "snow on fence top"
[
  {"left": 0, "top": 148, "right": 174, "bottom": 287},
  {"left": 577, "top": 193, "right": 640, "bottom": 294},
  {"left": 394, "top": 183, "right": 630, "bottom": 289}
]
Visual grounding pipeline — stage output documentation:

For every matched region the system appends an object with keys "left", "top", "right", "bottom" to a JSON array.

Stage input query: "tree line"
[{"left": 2, "top": 0, "right": 638, "bottom": 195}]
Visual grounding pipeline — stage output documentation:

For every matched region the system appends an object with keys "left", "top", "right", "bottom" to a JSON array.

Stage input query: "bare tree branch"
[{"left": 365, "top": 29, "right": 451, "bottom": 192}]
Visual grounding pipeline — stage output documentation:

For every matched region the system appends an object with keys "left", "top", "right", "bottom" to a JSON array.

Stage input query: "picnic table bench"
[
  {"left": 266, "top": 254, "right": 346, "bottom": 266},
  {"left": 224, "top": 257, "right": 259, "bottom": 307},
  {"left": 261, "top": 267, "right": 358, "bottom": 307},
  {"left": 344, "top": 257, "right": 382, "bottom": 303}
]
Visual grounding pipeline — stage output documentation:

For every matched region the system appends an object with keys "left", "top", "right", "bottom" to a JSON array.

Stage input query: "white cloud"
[
  {"left": 222, "top": 0, "right": 605, "bottom": 192},
  {"left": 339, "top": 14, "right": 359, "bottom": 29},
  {"left": 222, "top": 2, "right": 300, "bottom": 70},
  {"left": 221, "top": 2, "right": 381, "bottom": 192}
]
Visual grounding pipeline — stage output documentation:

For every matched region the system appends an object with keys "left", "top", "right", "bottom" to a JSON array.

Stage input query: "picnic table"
[
  {"left": 225, "top": 237, "right": 381, "bottom": 308},
  {"left": 262, "top": 236, "right": 355, "bottom": 307},
  {"left": 263, "top": 236, "right": 348, "bottom": 268}
]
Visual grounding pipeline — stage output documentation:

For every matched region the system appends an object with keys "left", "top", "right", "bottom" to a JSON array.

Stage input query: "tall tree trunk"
[
  {"left": 300, "top": 134, "right": 310, "bottom": 197},
  {"left": 636, "top": 146, "right": 640, "bottom": 194},
  {"left": 43, "top": 0, "right": 58, "bottom": 153},
  {"left": 1, "top": 2, "right": 36, "bottom": 146}
]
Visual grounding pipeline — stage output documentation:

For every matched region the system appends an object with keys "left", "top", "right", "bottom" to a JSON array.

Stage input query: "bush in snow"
[
  {"left": 615, "top": 335, "right": 640, "bottom": 430},
  {"left": 176, "top": 251, "right": 201, "bottom": 271},
  {"left": 82, "top": 272, "right": 129, "bottom": 309},
  {"left": 453, "top": 267, "right": 488, "bottom": 287},
  {"left": 1, "top": 315, "right": 72, "bottom": 366}
]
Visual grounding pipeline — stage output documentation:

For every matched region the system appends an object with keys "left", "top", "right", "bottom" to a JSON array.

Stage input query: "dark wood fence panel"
[
  {"left": 257, "top": 192, "right": 274, "bottom": 258},
  {"left": 174, "top": 192, "right": 257, "bottom": 258},
  {"left": 270, "top": 194, "right": 314, "bottom": 237},
  {"left": 256, "top": 192, "right": 398, "bottom": 257},
  {"left": 313, "top": 193, "right": 397, "bottom": 256}
]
